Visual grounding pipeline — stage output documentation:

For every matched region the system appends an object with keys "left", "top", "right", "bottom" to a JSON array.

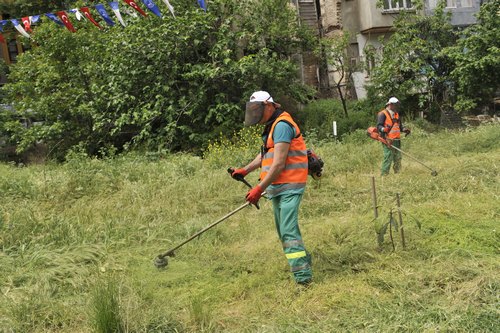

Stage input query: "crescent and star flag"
[
  {"left": 109, "top": 2, "right": 127, "bottom": 27},
  {"left": 141, "top": 0, "right": 162, "bottom": 18},
  {"left": 22, "top": 17, "right": 32, "bottom": 32},
  {"left": 123, "top": 0, "right": 148, "bottom": 17},
  {"left": 197, "top": 0, "right": 207, "bottom": 11},
  {"left": 81, "top": 7, "right": 103, "bottom": 30},
  {"left": 56, "top": 11, "right": 77, "bottom": 32},
  {"left": 45, "top": 13, "right": 65, "bottom": 26},
  {"left": 161, "top": 0, "right": 175, "bottom": 18},
  {"left": 95, "top": 4, "right": 116, "bottom": 26},
  {"left": 11, "top": 19, "right": 31, "bottom": 38}
]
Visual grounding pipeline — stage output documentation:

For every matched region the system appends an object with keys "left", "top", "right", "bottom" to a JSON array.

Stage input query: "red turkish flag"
[
  {"left": 123, "top": 0, "right": 148, "bottom": 17},
  {"left": 80, "top": 7, "right": 103, "bottom": 30},
  {"left": 22, "top": 17, "right": 32, "bottom": 32},
  {"left": 56, "top": 11, "right": 76, "bottom": 33},
  {"left": 0, "top": 33, "right": 5, "bottom": 44}
]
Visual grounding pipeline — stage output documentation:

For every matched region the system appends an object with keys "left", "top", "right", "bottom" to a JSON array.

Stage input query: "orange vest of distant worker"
[
  {"left": 380, "top": 109, "right": 401, "bottom": 140},
  {"left": 260, "top": 112, "right": 308, "bottom": 187}
]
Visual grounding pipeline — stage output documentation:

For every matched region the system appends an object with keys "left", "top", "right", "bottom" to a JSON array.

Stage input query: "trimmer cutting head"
[
  {"left": 431, "top": 170, "right": 438, "bottom": 177},
  {"left": 153, "top": 256, "right": 169, "bottom": 269}
]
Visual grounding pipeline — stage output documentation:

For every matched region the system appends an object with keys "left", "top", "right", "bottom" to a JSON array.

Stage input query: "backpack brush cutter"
[{"left": 367, "top": 127, "right": 438, "bottom": 176}]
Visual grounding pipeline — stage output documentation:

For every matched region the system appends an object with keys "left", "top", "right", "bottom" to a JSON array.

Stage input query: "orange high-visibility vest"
[
  {"left": 380, "top": 109, "right": 401, "bottom": 139},
  {"left": 260, "top": 112, "right": 308, "bottom": 188}
]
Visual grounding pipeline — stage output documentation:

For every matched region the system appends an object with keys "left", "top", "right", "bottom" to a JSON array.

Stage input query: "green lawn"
[{"left": 1, "top": 124, "right": 499, "bottom": 332}]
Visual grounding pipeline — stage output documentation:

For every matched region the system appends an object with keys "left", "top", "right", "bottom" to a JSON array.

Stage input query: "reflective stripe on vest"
[
  {"left": 382, "top": 109, "right": 401, "bottom": 139},
  {"left": 259, "top": 112, "right": 308, "bottom": 187}
]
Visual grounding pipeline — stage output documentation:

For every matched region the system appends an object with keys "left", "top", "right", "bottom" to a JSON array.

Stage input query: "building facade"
[{"left": 291, "top": 0, "right": 484, "bottom": 99}]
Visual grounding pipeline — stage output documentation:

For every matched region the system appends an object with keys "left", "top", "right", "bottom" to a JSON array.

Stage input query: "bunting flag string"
[
  {"left": 56, "top": 11, "right": 77, "bottom": 33},
  {"left": 123, "top": 0, "right": 148, "bottom": 17},
  {"left": 109, "top": 2, "right": 127, "bottom": 27},
  {"left": 198, "top": 0, "right": 207, "bottom": 12},
  {"left": 0, "top": 21, "right": 8, "bottom": 43},
  {"left": 69, "top": 9, "right": 85, "bottom": 21},
  {"left": 11, "top": 19, "right": 31, "bottom": 38},
  {"left": 95, "top": 4, "right": 116, "bottom": 26},
  {"left": 0, "top": 0, "right": 208, "bottom": 41},
  {"left": 22, "top": 17, "right": 33, "bottom": 33},
  {"left": 31, "top": 15, "right": 41, "bottom": 24},
  {"left": 161, "top": 0, "right": 175, "bottom": 18},
  {"left": 81, "top": 7, "right": 103, "bottom": 30},
  {"left": 141, "top": 0, "right": 162, "bottom": 18},
  {"left": 45, "top": 13, "right": 65, "bottom": 26}
]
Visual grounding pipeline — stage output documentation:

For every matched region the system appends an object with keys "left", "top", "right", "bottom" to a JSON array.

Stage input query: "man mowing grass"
[{"left": 230, "top": 91, "right": 312, "bottom": 287}]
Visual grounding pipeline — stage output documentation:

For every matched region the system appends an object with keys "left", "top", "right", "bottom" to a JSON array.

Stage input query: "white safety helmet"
[{"left": 244, "top": 91, "right": 274, "bottom": 126}]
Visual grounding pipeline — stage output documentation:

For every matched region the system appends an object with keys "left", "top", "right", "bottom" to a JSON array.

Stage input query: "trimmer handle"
[
  {"left": 227, "top": 167, "right": 260, "bottom": 209},
  {"left": 227, "top": 168, "right": 253, "bottom": 188}
]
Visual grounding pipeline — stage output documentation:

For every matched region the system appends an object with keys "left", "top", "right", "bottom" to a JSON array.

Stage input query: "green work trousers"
[
  {"left": 381, "top": 139, "right": 401, "bottom": 176},
  {"left": 272, "top": 193, "right": 312, "bottom": 284}
]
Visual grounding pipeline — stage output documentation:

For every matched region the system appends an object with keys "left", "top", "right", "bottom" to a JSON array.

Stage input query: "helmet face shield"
[{"left": 244, "top": 101, "right": 265, "bottom": 126}]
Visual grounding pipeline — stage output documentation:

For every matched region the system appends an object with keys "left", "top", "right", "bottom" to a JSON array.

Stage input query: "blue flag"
[
  {"left": 45, "top": 13, "right": 65, "bottom": 26},
  {"left": 141, "top": 0, "right": 162, "bottom": 18},
  {"left": 95, "top": 4, "right": 116, "bottom": 26},
  {"left": 197, "top": 0, "right": 207, "bottom": 12},
  {"left": 0, "top": 20, "right": 8, "bottom": 31},
  {"left": 31, "top": 15, "right": 41, "bottom": 24}
]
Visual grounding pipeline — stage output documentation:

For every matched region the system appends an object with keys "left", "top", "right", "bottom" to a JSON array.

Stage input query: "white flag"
[
  {"left": 161, "top": 0, "right": 175, "bottom": 18},
  {"left": 109, "top": 2, "right": 127, "bottom": 27},
  {"left": 11, "top": 19, "right": 30, "bottom": 38}
]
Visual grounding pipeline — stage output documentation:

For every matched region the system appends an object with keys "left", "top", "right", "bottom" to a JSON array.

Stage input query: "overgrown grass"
[{"left": 0, "top": 124, "right": 498, "bottom": 332}]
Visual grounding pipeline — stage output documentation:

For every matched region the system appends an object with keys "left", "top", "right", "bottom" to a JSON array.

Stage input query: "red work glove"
[
  {"left": 383, "top": 126, "right": 392, "bottom": 133},
  {"left": 231, "top": 168, "right": 248, "bottom": 179},
  {"left": 246, "top": 185, "right": 263, "bottom": 205}
]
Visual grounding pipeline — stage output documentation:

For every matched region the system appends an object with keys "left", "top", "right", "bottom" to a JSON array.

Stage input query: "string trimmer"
[
  {"left": 153, "top": 174, "right": 264, "bottom": 269},
  {"left": 367, "top": 127, "right": 438, "bottom": 176}
]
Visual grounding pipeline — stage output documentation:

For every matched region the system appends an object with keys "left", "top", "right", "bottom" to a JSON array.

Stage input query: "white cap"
[
  {"left": 386, "top": 97, "right": 400, "bottom": 105},
  {"left": 249, "top": 91, "right": 274, "bottom": 103}
]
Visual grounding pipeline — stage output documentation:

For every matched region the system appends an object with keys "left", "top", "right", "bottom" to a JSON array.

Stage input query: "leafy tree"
[
  {"left": 368, "top": 0, "right": 458, "bottom": 122},
  {"left": 0, "top": 0, "right": 71, "bottom": 18},
  {"left": 317, "top": 32, "right": 360, "bottom": 118},
  {"left": 2, "top": 0, "right": 317, "bottom": 159},
  {"left": 443, "top": 0, "right": 500, "bottom": 113}
]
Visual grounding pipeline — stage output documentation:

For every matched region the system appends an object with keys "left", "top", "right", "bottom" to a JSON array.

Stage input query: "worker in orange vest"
[
  {"left": 377, "top": 97, "right": 411, "bottom": 175},
  {"left": 230, "top": 91, "right": 312, "bottom": 287}
]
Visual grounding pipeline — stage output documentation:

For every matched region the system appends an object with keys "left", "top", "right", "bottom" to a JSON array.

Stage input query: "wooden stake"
[
  {"left": 396, "top": 193, "right": 406, "bottom": 249},
  {"left": 371, "top": 176, "right": 378, "bottom": 218}
]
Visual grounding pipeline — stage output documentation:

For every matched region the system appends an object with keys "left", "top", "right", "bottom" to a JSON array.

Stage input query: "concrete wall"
[{"left": 425, "top": 0, "right": 481, "bottom": 26}]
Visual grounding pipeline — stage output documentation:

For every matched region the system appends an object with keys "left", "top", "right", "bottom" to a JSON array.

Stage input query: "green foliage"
[
  {"left": 90, "top": 279, "right": 125, "bottom": 333},
  {"left": 2, "top": 0, "right": 317, "bottom": 159},
  {"left": 202, "top": 125, "right": 262, "bottom": 168},
  {"left": 367, "top": 1, "right": 458, "bottom": 121},
  {"left": 443, "top": 0, "right": 500, "bottom": 113},
  {"left": 0, "top": 0, "right": 70, "bottom": 17},
  {"left": 296, "top": 98, "right": 375, "bottom": 142}
]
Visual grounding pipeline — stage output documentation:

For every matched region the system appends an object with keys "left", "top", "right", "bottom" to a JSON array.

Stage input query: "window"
[
  {"left": 461, "top": 0, "right": 473, "bottom": 7},
  {"left": 446, "top": 0, "right": 457, "bottom": 8},
  {"left": 8, "top": 40, "right": 19, "bottom": 63},
  {"left": 383, "top": 0, "right": 414, "bottom": 11}
]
